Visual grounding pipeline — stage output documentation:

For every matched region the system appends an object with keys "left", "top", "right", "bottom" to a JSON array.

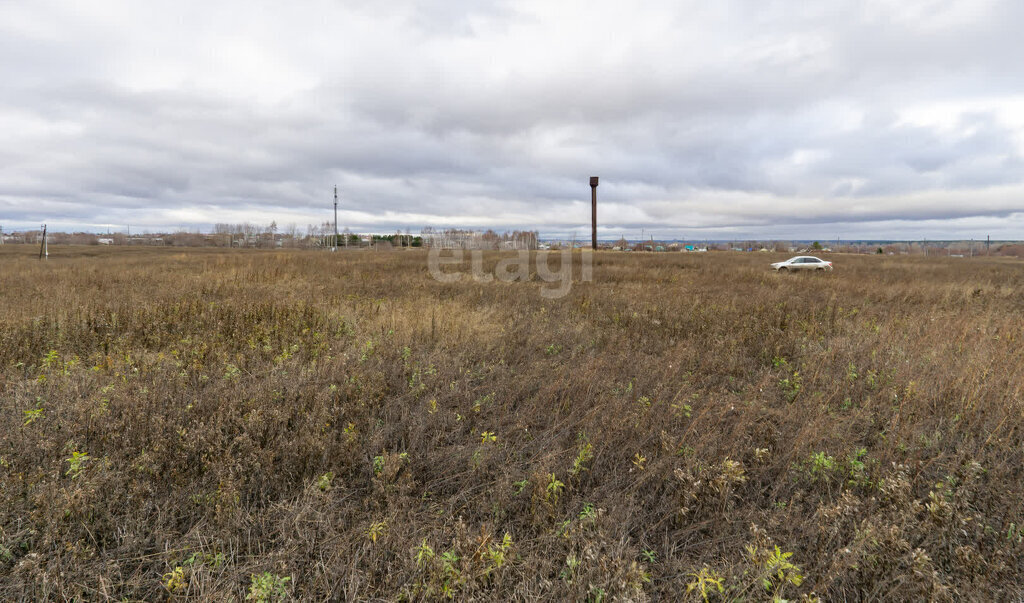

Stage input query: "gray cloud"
[{"left": 2, "top": 0, "right": 1024, "bottom": 239}]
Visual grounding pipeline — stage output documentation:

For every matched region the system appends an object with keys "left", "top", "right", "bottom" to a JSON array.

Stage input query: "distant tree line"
[{"left": 419, "top": 228, "right": 539, "bottom": 249}]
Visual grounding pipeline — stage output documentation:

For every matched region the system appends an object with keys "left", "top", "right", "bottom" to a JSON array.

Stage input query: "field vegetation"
[{"left": 1, "top": 245, "right": 1022, "bottom": 600}]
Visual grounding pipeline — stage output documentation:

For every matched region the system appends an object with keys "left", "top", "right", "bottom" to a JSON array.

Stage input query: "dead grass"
[{"left": 1, "top": 244, "right": 1022, "bottom": 600}]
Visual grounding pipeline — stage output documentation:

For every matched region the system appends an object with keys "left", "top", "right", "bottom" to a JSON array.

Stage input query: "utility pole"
[
  {"left": 987, "top": 235, "right": 990, "bottom": 255},
  {"left": 39, "top": 224, "right": 47, "bottom": 260},
  {"left": 589, "top": 176, "right": 599, "bottom": 251},
  {"left": 333, "top": 186, "right": 339, "bottom": 252}
]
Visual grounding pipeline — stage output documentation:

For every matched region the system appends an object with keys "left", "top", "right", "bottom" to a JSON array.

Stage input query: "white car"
[{"left": 771, "top": 256, "right": 833, "bottom": 272}]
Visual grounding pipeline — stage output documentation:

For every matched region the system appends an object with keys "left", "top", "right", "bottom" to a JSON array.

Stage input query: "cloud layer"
[{"left": 3, "top": 0, "right": 1024, "bottom": 239}]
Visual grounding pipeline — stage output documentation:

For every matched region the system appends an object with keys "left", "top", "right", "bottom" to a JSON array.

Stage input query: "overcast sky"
[{"left": 2, "top": 0, "right": 1024, "bottom": 240}]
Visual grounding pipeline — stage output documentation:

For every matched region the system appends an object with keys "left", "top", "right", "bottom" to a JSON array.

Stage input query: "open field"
[{"left": 1, "top": 245, "right": 1022, "bottom": 600}]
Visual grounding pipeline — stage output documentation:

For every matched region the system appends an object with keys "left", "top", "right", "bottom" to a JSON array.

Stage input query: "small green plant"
[
  {"left": 641, "top": 549, "right": 657, "bottom": 563},
  {"left": 472, "top": 392, "right": 495, "bottom": 412},
  {"left": 779, "top": 370, "right": 801, "bottom": 402},
  {"left": 513, "top": 479, "right": 530, "bottom": 495},
  {"left": 224, "top": 363, "right": 241, "bottom": 380},
  {"left": 408, "top": 366, "right": 435, "bottom": 393},
  {"left": 440, "top": 550, "right": 460, "bottom": 572},
  {"left": 246, "top": 572, "right": 290, "bottom": 602},
  {"left": 182, "top": 550, "right": 226, "bottom": 568},
  {"left": 22, "top": 407, "right": 44, "bottom": 426},
  {"left": 41, "top": 349, "right": 61, "bottom": 372},
  {"left": 579, "top": 502, "right": 596, "bottom": 521},
  {"left": 545, "top": 473, "right": 565, "bottom": 503},
  {"left": 481, "top": 431, "right": 496, "bottom": 444},
  {"left": 747, "top": 544, "right": 804, "bottom": 595},
  {"left": 415, "top": 538, "right": 434, "bottom": 567},
  {"left": 439, "top": 550, "right": 461, "bottom": 597},
  {"left": 65, "top": 451, "right": 90, "bottom": 479},
  {"left": 545, "top": 343, "right": 562, "bottom": 355},
  {"left": 367, "top": 520, "right": 388, "bottom": 543},
  {"left": 482, "top": 532, "right": 513, "bottom": 576},
  {"left": 806, "top": 451, "right": 836, "bottom": 481},
  {"left": 559, "top": 554, "right": 581, "bottom": 581},
  {"left": 1007, "top": 522, "right": 1024, "bottom": 544},
  {"left": 372, "top": 455, "right": 385, "bottom": 476},
  {"left": 671, "top": 401, "right": 693, "bottom": 418},
  {"left": 846, "top": 448, "right": 870, "bottom": 485},
  {"left": 163, "top": 566, "right": 187, "bottom": 594},
  {"left": 273, "top": 344, "right": 299, "bottom": 364},
  {"left": 359, "top": 339, "right": 375, "bottom": 362},
  {"left": 317, "top": 472, "right": 334, "bottom": 492},
  {"left": 570, "top": 442, "right": 594, "bottom": 477},
  {"left": 686, "top": 566, "right": 724, "bottom": 601},
  {"left": 632, "top": 452, "right": 647, "bottom": 471}
]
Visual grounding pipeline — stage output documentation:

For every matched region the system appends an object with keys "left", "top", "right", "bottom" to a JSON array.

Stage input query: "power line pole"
[
  {"left": 333, "top": 186, "right": 339, "bottom": 252},
  {"left": 39, "top": 224, "right": 47, "bottom": 260},
  {"left": 987, "top": 234, "right": 990, "bottom": 255}
]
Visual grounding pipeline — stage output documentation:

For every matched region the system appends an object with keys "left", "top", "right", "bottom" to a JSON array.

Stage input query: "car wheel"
[{"left": 779, "top": 267, "right": 788, "bottom": 272}]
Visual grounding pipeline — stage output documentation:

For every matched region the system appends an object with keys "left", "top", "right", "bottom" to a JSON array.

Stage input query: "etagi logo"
[{"left": 427, "top": 248, "right": 592, "bottom": 299}]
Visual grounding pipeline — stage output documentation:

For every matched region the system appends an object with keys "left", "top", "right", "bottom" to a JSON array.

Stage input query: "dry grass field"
[{"left": 1, "top": 245, "right": 1022, "bottom": 600}]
